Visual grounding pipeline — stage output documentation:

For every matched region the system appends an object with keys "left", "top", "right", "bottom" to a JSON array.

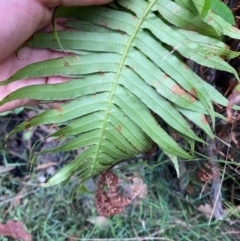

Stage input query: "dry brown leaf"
[
  {"left": 197, "top": 204, "right": 234, "bottom": 220},
  {"left": 131, "top": 176, "right": 148, "bottom": 199},
  {"left": 122, "top": 176, "right": 148, "bottom": 201},
  {"left": 197, "top": 204, "right": 213, "bottom": 219},
  {"left": 36, "top": 162, "right": 57, "bottom": 170},
  {"left": 95, "top": 171, "right": 131, "bottom": 217},
  {"left": 0, "top": 220, "right": 32, "bottom": 241}
]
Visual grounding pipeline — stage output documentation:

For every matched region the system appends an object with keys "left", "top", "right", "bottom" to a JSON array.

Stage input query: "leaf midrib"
[{"left": 91, "top": 0, "right": 156, "bottom": 174}]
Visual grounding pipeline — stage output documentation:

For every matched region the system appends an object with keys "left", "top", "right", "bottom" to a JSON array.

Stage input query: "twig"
[
  {"left": 214, "top": 135, "right": 231, "bottom": 148},
  {"left": 199, "top": 180, "right": 210, "bottom": 198},
  {"left": 221, "top": 231, "right": 240, "bottom": 235},
  {"left": 206, "top": 136, "right": 225, "bottom": 222}
]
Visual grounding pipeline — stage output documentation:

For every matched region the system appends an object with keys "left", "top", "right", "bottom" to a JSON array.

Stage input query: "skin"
[{"left": 0, "top": 0, "right": 113, "bottom": 112}]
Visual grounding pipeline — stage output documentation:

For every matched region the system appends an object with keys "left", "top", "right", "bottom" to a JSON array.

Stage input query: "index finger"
[{"left": 0, "top": 0, "right": 113, "bottom": 61}]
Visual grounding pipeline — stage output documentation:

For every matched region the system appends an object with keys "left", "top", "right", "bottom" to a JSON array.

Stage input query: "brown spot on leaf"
[
  {"left": 99, "top": 71, "right": 105, "bottom": 77},
  {"left": 190, "top": 88, "right": 197, "bottom": 97},
  {"left": 163, "top": 74, "right": 169, "bottom": 80},
  {"left": 25, "top": 124, "right": 31, "bottom": 129},
  {"left": 189, "top": 95, "right": 196, "bottom": 103},
  {"left": 101, "top": 22, "right": 108, "bottom": 27},
  {"left": 207, "top": 18, "right": 213, "bottom": 23},
  {"left": 64, "top": 62, "right": 69, "bottom": 67},
  {"left": 171, "top": 85, "right": 197, "bottom": 102},
  {"left": 117, "top": 126, "right": 121, "bottom": 132},
  {"left": 55, "top": 107, "right": 62, "bottom": 113},
  {"left": 220, "top": 55, "right": 227, "bottom": 60},
  {"left": 201, "top": 115, "right": 208, "bottom": 125}
]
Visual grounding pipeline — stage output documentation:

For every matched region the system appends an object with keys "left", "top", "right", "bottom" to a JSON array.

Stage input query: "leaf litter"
[{"left": 0, "top": 220, "right": 32, "bottom": 241}]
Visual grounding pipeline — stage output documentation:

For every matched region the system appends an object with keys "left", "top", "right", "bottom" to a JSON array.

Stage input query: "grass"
[
  {"left": 0, "top": 161, "right": 239, "bottom": 240},
  {"left": 1, "top": 111, "right": 240, "bottom": 241}
]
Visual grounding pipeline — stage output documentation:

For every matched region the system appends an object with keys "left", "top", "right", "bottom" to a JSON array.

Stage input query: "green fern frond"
[{"left": 1, "top": 0, "right": 239, "bottom": 189}]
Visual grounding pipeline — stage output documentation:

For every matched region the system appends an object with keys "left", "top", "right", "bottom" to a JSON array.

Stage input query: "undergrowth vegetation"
[
  {"left": 1, "top": 139, "right": 240, "bottom": 240},
  {"left": 1, "top": 0, "right": 240, "bottom": 236},
  {"left": 1, "top": 0, "right": 240, "bottom": 191}
]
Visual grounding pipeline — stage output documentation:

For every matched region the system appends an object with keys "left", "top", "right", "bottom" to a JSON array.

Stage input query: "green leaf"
[
  {"left": 203, "top": 9, "right": 240, "bottom": 39},
  {"left": 174, "top": 0, "right": 198, "bottom": 13},
  {"left": 166, "top": 154, "right": 180, "bottom": 178},
  {"left": 156, "top": 0, "right": 218, "bottom": 38},
  {"left": 210, "top": 0, "right": 235, "bottom": 25},
  {"left": 1, "top": 0, "right": 240, "bottom": 191},
  {"left": 192, "top": 0, "right": 211, "bottom": 18},
  {"left": 176, "top": 107, "right": 214, "bottom": 138}
]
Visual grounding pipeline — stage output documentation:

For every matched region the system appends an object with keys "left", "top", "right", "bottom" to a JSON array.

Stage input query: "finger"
[
  {"left": 0, "top": 0, "right": 113, "bottom": 61},
  {"left": 0, "top": 47, "right": 66, "bottom": 81},
  {"left": 0, "top": 0, "right": 53, "bottom": 61},
  {"left": 0, "top": 100, "right": 39, "bottom": 113},
  {"left": 0, "top": 76, "right": 71, "bottom": 113},
  {"left": 41, "top": 0, "right": 113, "bottom": 7},
  {"left": 0, "top": 47, "right": 70, "bottom": 112}
]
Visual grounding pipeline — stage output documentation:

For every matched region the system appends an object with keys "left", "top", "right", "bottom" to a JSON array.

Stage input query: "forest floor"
[
  {"left": 1, "top": 1, "right": 240, "bottom": 240},
  {"left": 0, "top": 105, "right": 240, "bottom": 241}
]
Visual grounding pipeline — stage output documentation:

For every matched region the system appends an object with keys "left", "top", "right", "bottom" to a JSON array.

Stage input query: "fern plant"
[{"left": 1, "top": 0, "right": 240, "bottom": 190}]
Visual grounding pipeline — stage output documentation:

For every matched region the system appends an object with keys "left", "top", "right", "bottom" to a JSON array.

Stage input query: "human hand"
[{"left": 0, "top": 0, "right": 113, "bottom": 112}]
